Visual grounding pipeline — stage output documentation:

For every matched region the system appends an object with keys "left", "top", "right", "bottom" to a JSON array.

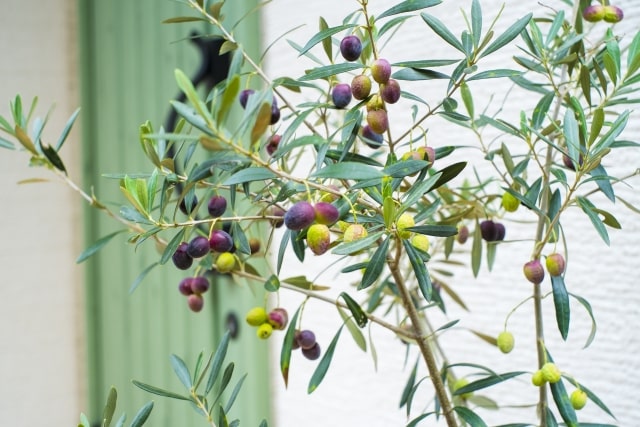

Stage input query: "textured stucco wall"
[
  {"left": 262, "top": 1, "right": 640, "bottom": 426},
  {"left": 0, "top": 0, "right": 84, "bottom": 425}
]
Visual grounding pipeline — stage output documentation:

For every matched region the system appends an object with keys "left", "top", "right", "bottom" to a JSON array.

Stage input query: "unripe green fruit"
[
  {"left": 570, "top": 389, "right": 588, "bottom": 410},
  {"left": 603, "top": 5, "right": 623, "bottom": 23},
  {"left": 246, "top": 306, "right": 268, "bottom": 326},
  {"left": 411, "top": 234, "right": 430, "bottom": 253},
  {"left": 396, "top": 213, "right": 415, "bottom": 239},
  {"left": 216, "top": 252, "right": 236, "bottom": 273},
  {"left": 531, "top": 370, "right": 546, "bottom": 387},
  {"left": 343, "top": 224, "right": 368, "bottom": 242},
  {"left": 501, "top": 192, "right": 520, "bottom": 212},
  {"left": 497, "top": 331, "right": 515, "bottom": 354},
  {"left": 523, "top": 259, "right": 545, "bottom": 285},
  {"left": 453, "top": 378, "right": 473, "bottom": 399},
  {"left": 546, "top": 253, "right": 566, "bottom": 276},
  {"left": 307, "top": 223, "right": 331, "bottom": 255},
  {"left": 256, "top": 323, "right": 273, "bottom": 339},
  {"left": 583, "top": 4, "right": 605, "bottom": 22},
  {"left": 541, "top": 362, "right": 561, "bottom": 383}
]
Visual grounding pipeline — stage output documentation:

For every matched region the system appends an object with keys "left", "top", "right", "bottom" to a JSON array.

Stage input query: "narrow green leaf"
[
  {"left": 159, "top": 228, "right": 186, "bottom": 265},
  {"left": 392, "top": 67, "right": 450, "bottom": 81},
  {"left": 577, "top": 382, "right": 616, "bottom": 419},
  {"left": 460, "top": 82, "right": 474, "bottom": 118},
  {"left": 532, "top": 92, "right": 554, "bottom": 129},
  {"left": 360, "top": 235, "right": 390, "bottom": 291},
  {"left": 219, "top": 41, "right": 237, "bottom": 55},
  {"left": 337, "top": 306, "right": 366, "bottom": 351},
  {"left": 453, "top": 407, "right": 487, "bottom": 427},
  {"left": 129, "top": 262, "right": 159, "bottom": 294},
  {"left": 250, "top": 102, "right": 272, "bottom": 144},
  {"left": 432, "top": 162, "right": 466, "bottom": 190},
  {"left": 132, "top": 380, "right": 190, "bottom": 401},
  {"left": 163, "top": 16, "right": 206, "bottom": 23},
  {"left": 401, "top": 173, "right": 442, "bottom": 209},
  {"left": 471, "top": 0, "right": 482, "bottom": 48},
  {"left": 471, "top": 220, "right": 482, "bottom": 277},
  {"left": 550, "top": 379, "right": 578, "bottom": 427},
  {"left": 277, "top": 229, "right": 290, "bottom": 275},
  {"left": 406, "top": 225, "right": 457, "bottom": 237},
  {"left": 399, "top": 359, "right": 419, "bottom": 408},
  {"left": 383, "top": 160, "right": 429, "bottom": 178},
  {"left": 588, "top": 108, "right": 604, "bottom": 147},
  {"left": 171, "top": 101, "right": 214, "bottom": 136},
  {"left": 14, "top": 125, "right": 38, "bottom": 154},
  {"left": 340, "top": 292, "right": 370, "bottom": 328},
  {"left": 76, "top": 230, "right": 126, "bottom": 263},
  {"left": 392, "top": 59, "right": 458, "bottom": 68},
  {"left": 403, "top": 239, "right": 432, "bottom": 301},
  {"left": 223, "top": 167, "right": 277, "bottom": 185},
  {"left": 453, "top": 371, "right": 526, "bottom": 396},
  {"left": 282, "top": 276, "right": 330, "bottom": 291},
  {"left": 550, "top": 275, "right": 570, "bottom": 340},
  {"left": 480, "top": 13, "right": 532, "bottom": 58},
  {"left": 563, "top": 109, "right": 581, "bottom": 165},
  {"left": 216, "top": 75, "right": 240, "bottom": 125},
  {"left": 281, "top": 306, "right": 302, "bottom": 387},
  {"left": 421, "top": 13, "right": 464, "bottom": 52},
  {"left": 318, "top": 18, "right": 332, "bottom": 60},
  {"left": 223, "top": 373, "right": 247, "bottom": 413},
  {"left": 299, "top": 63, "right": 364, "bottom": 81},
  {"left": 467, "top": 69, "right": 521, "bottom": 81},
  {"left": 299, "top": 24, "right": 356, "bottom": 57},
  {"left": 129, "top": 402, "right": 153, "bottom": 427},
  {"left": 308, "top": 325, "right": 344, "bottom": 393},
  {"left": 333, "top": 230, "right": 384, "bottom": 255},
  {"left": 576, "top": 196, "right": 610, "bottom": 245},
  {"left": 569, "top": 293, "right": 597, "bottom": 349},
  {"left": 378, "top": 0, "right": 442, "bottom": 19},
  {"left": 205, "top": 331, "right": 231, "bottom": 395},
  {"left": 312, "top": 161, "right": 382, "bottom": 180},
  {"left": 264, "top": 274, "right": 280, "bottom": 292},
  {"left": 55, "top": 107, "right": 80, "bottom": 151},
  {"left": 170, "top": 354, "right": 192, "bottom": 390},
  {"left": 114, "top": 414, "right": 126, "bottom": 427},
  {"left": 102, "top": 387, "right": 117, "bottom": 427},
  {"left": 174, "top": 69, "right": 209, "bottom": 124}
]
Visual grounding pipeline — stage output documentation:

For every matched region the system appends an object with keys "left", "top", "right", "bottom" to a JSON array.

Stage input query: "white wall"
[
  {"left": 0, "top": 0, "right": 84, "bottom": 425},
  {"left": 263, "top": 1, "right": 640, "bottom": 426}
]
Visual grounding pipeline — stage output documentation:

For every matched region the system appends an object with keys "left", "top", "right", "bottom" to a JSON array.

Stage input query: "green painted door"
[{"left": 77, "top": 1, "right": 269, "bottom": 425}]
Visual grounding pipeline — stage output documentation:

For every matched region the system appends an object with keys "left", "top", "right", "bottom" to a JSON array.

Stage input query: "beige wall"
[{"left": 0, "top": 0, "right": 84, "bottom": 425}]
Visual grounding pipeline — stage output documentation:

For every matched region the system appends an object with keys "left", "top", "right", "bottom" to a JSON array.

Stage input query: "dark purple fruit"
[
  {"left": 178, "top": 277, "right": 194, "bottom": 296},
  {"left": 187, "top": 294, "right": 204, "bottom": 312},
  {"left": 267, "top": 134, "right": 281, "bottom": 156},
  {"left": 351, "top": 75, "right": 372, "bottom": 100},
  {"left": 187, "top": 236, "right": 211, "bottom": 258},
  {"left": 209, "top": 229, "right": 234, "bottom": 253},
  {"left": 457, "top": 225, "right": 469, "bottom": 244},
  {"left": 172, "top": 242, "right": 194, "bottom": 270},
  {"left": 331, "top": 83, "right": 352, "bottom": 109},
  {"left": 302, "top": 342, "right": 321, "bottom": 360},
  {"left": 239, "top": 89, "right": 254, "bottom": 109},
  {"left": 361, "top": 124, "right": 383, "bottom": 148},
  {"left": 207, "top": 195, "right": 227, "bottom": 218},
  {"left": 314, "top": 202, "right": 340, "bottom": 225},
  {"left": 190, "top": 276, "right": 210, "bottom": 294},
  {"left": 371, "top": 58, "right": 391, "bottom": 84},
  {"left": 494, "top": 222, "right": 506, "bottom": 241},
  {"left": 179, "top": 195, "right": 198, "bottom": 215},
  {"left": 270, "top": 99, "right": 280, "bottom": 124},
  {"left": 297, "top": 330, "right": 316, "bottom": 350},
  {"left": 381, "top": 79, "right": 401, "bottom": 104},
  {"left": 479, "top": 220, "right": 498, "bottom": 242},
  {"left": 340, "top": 35, "right": 362, "bottom": 61},
  {"left": 269, "top": 206, "right": 286, "bottom": 228},
  {"left": 284, "top": 201, "right": 316, "bottom": 231}
]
